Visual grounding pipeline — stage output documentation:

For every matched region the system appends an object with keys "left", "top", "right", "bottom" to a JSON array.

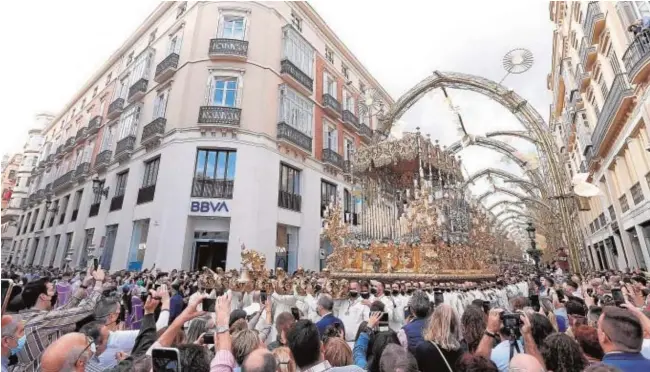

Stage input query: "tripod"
[{"left": 507, "top": 329, "right": 521, "bottom": 360}]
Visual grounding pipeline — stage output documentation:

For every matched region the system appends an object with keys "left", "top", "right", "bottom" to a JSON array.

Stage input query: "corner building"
[
  {"left": 7, "top": 1, "right": 392, "bottom": 272},
  {"left": 548, "top": 1, "right": 650, "bottom": 271}
]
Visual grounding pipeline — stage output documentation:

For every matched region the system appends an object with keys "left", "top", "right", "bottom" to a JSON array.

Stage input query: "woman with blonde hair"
[
  {"left": 324, "top": 336, "right": 353, "bottom": 367},
  {"left": 272, "top": 346, "right": 296, "bottom": 372},
  {"left": 415, "top": 304, "right": 464, "bottom": 372}
]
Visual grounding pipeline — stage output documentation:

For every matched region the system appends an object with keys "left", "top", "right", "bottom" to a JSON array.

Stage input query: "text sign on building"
[{"left": 189, "top": 199, "right": 231, "bottom": 217}]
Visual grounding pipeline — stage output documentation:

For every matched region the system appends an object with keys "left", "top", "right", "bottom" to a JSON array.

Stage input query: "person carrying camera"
[{"left": 475, "top": 309, "right": 543, "bottom": 372}]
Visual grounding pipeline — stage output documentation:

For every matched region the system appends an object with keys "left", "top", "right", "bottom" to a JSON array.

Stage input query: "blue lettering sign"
[{"left": 190, "top": 201, "right": 230, "bottom": 213}]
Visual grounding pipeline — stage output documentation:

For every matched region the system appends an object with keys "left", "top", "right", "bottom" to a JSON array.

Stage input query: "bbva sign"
[{"left": 189, "top": 199, "right": 230, "bottom": 216}]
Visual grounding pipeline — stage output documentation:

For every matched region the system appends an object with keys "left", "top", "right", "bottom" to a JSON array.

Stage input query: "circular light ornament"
[{"left": 502, "top": 48, "right": 534, "bottom": 74}]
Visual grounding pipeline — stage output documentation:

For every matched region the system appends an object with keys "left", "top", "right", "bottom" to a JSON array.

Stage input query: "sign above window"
[{"left": 189, "top": 198, "right": 231, "bottom": 217}]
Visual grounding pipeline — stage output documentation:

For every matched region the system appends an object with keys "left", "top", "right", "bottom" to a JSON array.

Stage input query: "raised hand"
[{"left": 367, "top": 311, "right": 382, "bottom": 329}]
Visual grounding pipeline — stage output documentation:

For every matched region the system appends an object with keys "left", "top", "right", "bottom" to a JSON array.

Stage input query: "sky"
[{"left": 0, "top": 0, "right": 553, "bottom": 238}]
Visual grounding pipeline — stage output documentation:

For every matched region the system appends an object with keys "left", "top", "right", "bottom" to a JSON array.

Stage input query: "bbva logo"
[{"left": 190, "top": 201, "right": 230, "bottom": 213}]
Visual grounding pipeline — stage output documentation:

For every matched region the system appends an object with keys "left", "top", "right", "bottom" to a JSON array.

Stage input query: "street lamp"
[{"left": 525, "top": 221, "right": 541, "bottom": 268}]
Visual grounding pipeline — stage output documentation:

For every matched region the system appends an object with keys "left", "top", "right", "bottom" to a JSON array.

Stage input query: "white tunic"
[{"left": 334, "top": 298, "right": 369, "bottom": 341}]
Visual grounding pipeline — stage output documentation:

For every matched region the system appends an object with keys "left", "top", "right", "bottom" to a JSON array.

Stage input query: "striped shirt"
[{"left": 11, "top": 289, "right": 102, "bottom": 372}]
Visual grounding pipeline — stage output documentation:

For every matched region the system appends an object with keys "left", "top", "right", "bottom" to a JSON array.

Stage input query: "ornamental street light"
[{"left": 525, "top": 221, "right": 541, "bottom": 268}]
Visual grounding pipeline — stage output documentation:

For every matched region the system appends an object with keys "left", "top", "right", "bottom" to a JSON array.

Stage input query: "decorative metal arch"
[
  {"left": 484, "top": 130, "right": 539, "bottom": 144},
  {"left": 475, "top": 186, "right": 551, "bottom": 211},
  {"left": 447, "top": 135, "right": 547, "bottom": 193},
  {"left": 378, "top": 70, "right": 582, "bottom": 272},
  {"left": 462, "top": 167, "right": 540, "bottom": 194},
  {"left": 487, "top": 200, "right": 526, "bottom": 212}
]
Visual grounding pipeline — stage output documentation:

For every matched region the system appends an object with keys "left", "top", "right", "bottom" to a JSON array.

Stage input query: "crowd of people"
[{"left": 2, "top": 262, "right": 650, "bottom": 372}]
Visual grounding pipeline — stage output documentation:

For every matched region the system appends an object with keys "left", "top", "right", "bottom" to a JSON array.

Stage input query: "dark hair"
[
  {"left": 79, "top": 320, "right": 105, "bottom": 346},
  {"left": 275, "top": 312, "right": 296, "bottom": 334},
  {"left": 529, "top": 313, "right": 555, "bottom": 348},
  {"left": 177, "top": 344, "right": 212, "bottom": 371},
  {"left": 633, "top": 276, "right": 647, "bottom": 286},
  {"left": 20, "top": 277, "right": 50, "bottom": 308},
  {"left": 510, "top": 296, "right": 528, "bottom": 311},
  {"left": 370, "top": 301, "right": 385, "bottom": 313},
  {"left": 460, "top": 305, "right": 485, "bottom": 353},
  {"left": 367, "top": 330, "right": 400, "bottom": 372},
  {"left": 541, "top": 333, "right": 587, "bottom": 372},
  {"left": 573, "top": 325, "right": 604, "bottom": 361},
  {"left": 470, "top": 299, "right": 484, "bottom": 309},
  {"left": 565, "top": 300, "right": 587, "bottom": 317},
  {"left": 456, "top": 354, "right": 498, "bottom": 372},
  {"left": 229, "top": 309, "right": 248, "bottom": 328},
  {"left": 322, "top": 323, "right": 344, "bottom": 343},
  {"left": 242, "top": 351, "right": 277, "bottom": 372},
  {"left": 287, "top": 319, "right": 321, "bottom": 368},
  {"left": 601, "top": 306, "right": 644, "bottom": 352}
]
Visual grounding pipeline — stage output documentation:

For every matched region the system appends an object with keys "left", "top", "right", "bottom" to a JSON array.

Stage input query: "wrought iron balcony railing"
[
  {"left": 278, "top": 190, "right": 301, "bottom": 212},
  {"left": 141, "top": 117, "right": 166, "bottom": 146},
  {"left": 322, "top": 93, "right": 341, "bottom": 116},
  {"left": 109, "top": 195, "right": 124, "bottom": 212},
  {"left": 107, "top": 98, "right": 125, "bottom": 119},
  {"left": 280, "top": 59, "right": 313, "bottom": 92},
  {"left": 631, "top": 182, "right": 645, "bottom": 205},
  {"left": 88, "top": 202, "right": 100, "bottom": 217},
  {"left": 53, "top": 171, "right": 74, "bottom": 191},
  {"left": 75, "top": 127, "right": 88, "bottom": 143},
  {"left": 136, "top": 185, "right": 156, "bottom": 204},
  {"left": 64, "top": 137, "right": 75, "bottom": 150},
  {"left": 277, "top": 122, "right": 312, "bottom": 153},
  {"left": 342, "top": 109, "right": 359, "bottom": 128},
  {"left": 198, "top": 106, "right": 241, "bottom": 126},
  {"left": 590, "top": 74, "right": 633, "bottom": 160},
  {"left": 579, "top": 38, "right": 596, "bottom": 69},
  {"left": 114, "top": 135, "right": 136, "bottom": 161},
  {"left": 322, "top": 148, "right": 345, "bottom": 169},
  {"left": 574, "top": 63, "right": 589, "bottom": 89},
  {"left": 622, "top": 29, "right": 650, "bottom": 84},
  {"left": 94, "top": 150, "right": 112, "bottom": 172},
  {"left": 583, "top": 2, "right": 604, "bottom": 44},
  {"left": 646, "top": 172, "right": 650, "bottom": 190},
  {"left": 128, "top": 78, "right": 148, "bottom": 102},
  {"left": 74, "top": 162, "right": 90, "bottom": 180},
  {"left": 87, "top": 115, "right": 102, "bottom": 134},
  {"left": 45, "top": 183, "right": 52, "bottom": 195},
  {"left": 209, "top": 38, "right": 249, "bottom": 58},
  {"left": 154, "top": 53, "right": 179, "bottom": 83},
  {"left": 359, "top": 123, "right": 373, "bottom": 139},
  {"left": 191, "top": 178, "right": 234, "bottom": 199}
]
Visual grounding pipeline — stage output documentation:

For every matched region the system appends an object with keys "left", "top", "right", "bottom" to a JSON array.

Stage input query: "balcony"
[
  {"left": 579, "top": 38, "right": 597, "bottom": 72},
  {"left": 136, "top": 185, "right": 156, "bottom": 204},
  {"left": 589, "top": 74, "right": 634, "bottom": 166},
  {"left": 55, "top": 145, "right": 64, "bottom": 159},
  {"left": 128, "top": 78, "right": 148, "bottom": 103},
  {"left": 75, "top": 127, "right": 88, "bottom": 144},
  {"left": 109, "top": 195, "right": 124, "bottom": 212},
  {"left": 623, "top": 30, "right": 650, "bottom": 84},
  {"left": 74, "top": 162, "right": 90, "bottom": 181},
  {"left": 19, "top": 198, "right": 28, "bottom": 210},
  {"left": 359, "top": 123, "right": 373, "bottom": 141},
  {"left": 280, "top": 59, "right": 313, "bottom": 94},
  {"left": 197, "top": 106, "right": 241, "bottom": 126},
  {"left": 583, "top": 2, "right": 605, "bottom": 44},
  {"left": 342, "top": 110, "right": 359, "bottom": 130},
  {"left": 154, "top": 53, "right": 179, "bottom": 83},
  {"left": 45, "top": 183, "right": 52, "bottom": 195},
  {"left": 631, "top": 182, "right": 645, "bottom": 205},
  {"left": 64, "top": 137, "right": 75, "bottom": 151},
  {"left": 322, "top": 148, "right": 345, "bottom": 169},
  {"left": 141, "top": 117, "right": 166, "bottom": 147},
  {"left": 208, "top": 38, "right": 249, "bottom": 60},
  {"left": 278, "top": 190, "right": 301, "bottom": 212},
  {"left": 107, "top": 98, "right": 125, "bottom": 120},
  {"left": 35, "top": 189, "right": 45, "bottom": 202},
  {"left": 277, "top": 122, "right": 312, "bottom": 153},
  {"left": 94, "top": 150, "right": 112, "bottom": 172},
  {"left": 114, "top": 135, "right": 136, "bottom": 162},
  {"left": 46, "top": 154, "right": 54, "bottom": 167},
  {"left": 52, "top": 171, "right": 74, "bottom": 192},
  {"left": 87, "top": 115, "right": 102, "bottom": 135},
  {"left": 191, "top": 178, "right": 234, "bottom": 199},
  {"left": 322, "top": 93, "right": 342, "bottom": 118},
  {"left": 88, "top": 202, "right": 100, "bottom": 217}
]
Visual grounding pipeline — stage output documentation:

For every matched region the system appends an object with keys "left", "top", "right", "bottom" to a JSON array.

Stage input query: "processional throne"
[{"left": 322, "top": 131, "right": 498, "bottom": 281}]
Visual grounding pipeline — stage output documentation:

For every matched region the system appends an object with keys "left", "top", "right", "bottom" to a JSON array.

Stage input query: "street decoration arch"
[
  {"left": 487, "top": 200, "right": 526, "bottom": 212},
  {"left": 378, "top": 70, "right": 581, "bottom": 272},
  {"left": 462, "top": 167, "right": 541, "bottom": 194},
  {"left": 484, "top": 130, "right": 539, "bottom": 144}
]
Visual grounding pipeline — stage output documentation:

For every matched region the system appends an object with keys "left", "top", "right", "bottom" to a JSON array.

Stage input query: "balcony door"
[{"left": 100, "top": 225, "right": 118, "bottom": 270}]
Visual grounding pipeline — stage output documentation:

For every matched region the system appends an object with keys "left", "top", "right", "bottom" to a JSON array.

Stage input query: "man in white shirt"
[
  {"left": 375, "top": 282, "right": 402, "bottom": 331},
  {"left": 334, "top": 281, "right": 369, "bottom": 341}
]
